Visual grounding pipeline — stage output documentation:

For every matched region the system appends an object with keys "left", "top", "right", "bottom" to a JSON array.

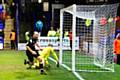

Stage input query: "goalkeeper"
[
  {"left": 25, "top": 44, "right": 59, "bottom": 69},
  {"left": 39, "top": 44, "right": 59, "bottom": 68}
]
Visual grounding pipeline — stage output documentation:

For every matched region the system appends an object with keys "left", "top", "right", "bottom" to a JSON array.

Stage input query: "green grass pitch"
[
  {"left": 61, "top": 50, "right": 120, "bottom": 80},
  {"left": 0, "top": 50, "right": 120, "bottom": 80},
  {"left": 0, "top": 50, "right": 77, "bottom": 80}
]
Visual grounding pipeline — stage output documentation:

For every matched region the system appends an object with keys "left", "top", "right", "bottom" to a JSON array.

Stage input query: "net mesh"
[{"left": 60, "top": 4, "right": 119, "bottom": 72}]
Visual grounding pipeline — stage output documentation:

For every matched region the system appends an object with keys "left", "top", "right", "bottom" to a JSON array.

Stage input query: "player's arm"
[
  {"left": 51, "top": 49, "right": 59, "bottom": 67},
  {"left": 26, "top": 46, "right": 36, "bottom": 55},
  {"left": 36, "top": 43, "right": 40, "bottom": 47},
  {"left": 51, "top": 48, "right": 58, "bottom": 61},
  {"left": 36, "top": 41, "right": 41, "bottom": 50}
]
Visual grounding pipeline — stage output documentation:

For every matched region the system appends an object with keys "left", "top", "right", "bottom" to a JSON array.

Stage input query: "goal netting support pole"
[{"left": 59, "top": 4, "right": 119, "bottom": 75}]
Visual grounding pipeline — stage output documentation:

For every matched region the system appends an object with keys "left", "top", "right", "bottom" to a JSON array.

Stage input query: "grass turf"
[
  {"left": 0, "top": 50, "right": 77, "bottom": 80},
  {"left": 62, "top": 51, "right": 120, "bottom": 80},
  {"left": 62, "top": 50, "right": 114, "bottom": 71},
  {"left": 1, "top": 50, "right": 120, "bottom": 80}
]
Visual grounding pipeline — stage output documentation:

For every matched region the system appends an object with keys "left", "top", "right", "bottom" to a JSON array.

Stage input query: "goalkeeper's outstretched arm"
[
  {"left": 51, "top": 48, "right": 59, "bottom": 67},
  {"left": 51, "top": 48, "right": 58, "bottom": 61}
]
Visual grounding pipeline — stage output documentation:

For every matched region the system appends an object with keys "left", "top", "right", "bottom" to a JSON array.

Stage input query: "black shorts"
[
  {"left": 26, "top": 50, "right": 40, "bottom": 62},
  {"left": 32, "top": 51, "right": 40, "bottom": 58}
]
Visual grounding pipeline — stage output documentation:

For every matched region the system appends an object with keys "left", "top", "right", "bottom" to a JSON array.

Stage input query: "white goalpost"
[{"left": 59, "top": 3, "right": 119, "bottom": 74}]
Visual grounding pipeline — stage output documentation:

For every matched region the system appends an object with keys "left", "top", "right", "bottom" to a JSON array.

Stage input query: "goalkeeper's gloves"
[{"left": 56, "top": 61, "right": 59, "bottom": 67}]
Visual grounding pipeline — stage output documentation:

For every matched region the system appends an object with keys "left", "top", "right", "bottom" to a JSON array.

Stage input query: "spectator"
[
  {"left": 55, "top": 28, "right": 60, "bottom": 41},
  {"left": 114, "top": 33, "right": 120, "bottom": 65},
  {"left": 55, "top": 28, "right": 60, "bottom": 37},
  {"left": 10, "top": 29, "right": 16, "bottom": 50},
  {"left": 69, "top": 29, "right": 72, "bottom": 50},
  {"left": 47, "top": 27, "right": 56, "bottom": 37}
]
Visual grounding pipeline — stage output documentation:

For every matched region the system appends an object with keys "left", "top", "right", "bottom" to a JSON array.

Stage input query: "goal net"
[{"left": 59, "top": 4, "right": 119, "bottom": 72}]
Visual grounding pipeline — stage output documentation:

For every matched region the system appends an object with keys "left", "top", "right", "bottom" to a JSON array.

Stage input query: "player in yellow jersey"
[
  {"left": 24, "top": 44, "right": 59, "bottom": 70},
  {"left": 40, "top": 44, "right": 59, "bottom": 67}
]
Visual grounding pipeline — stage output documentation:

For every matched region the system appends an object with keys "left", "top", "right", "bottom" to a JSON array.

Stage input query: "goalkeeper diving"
[
  {"left": 24, "top": 31, "right": 59, "bottom": 73},
  {"left": 39, "top": 44, "right": 59, "bottom": 68},
  {"left": 25, "top": 44, "right": 59, "bottom": 68},
  {"left": 25, "top": 44, "right": 59, "bottom": 70}
]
